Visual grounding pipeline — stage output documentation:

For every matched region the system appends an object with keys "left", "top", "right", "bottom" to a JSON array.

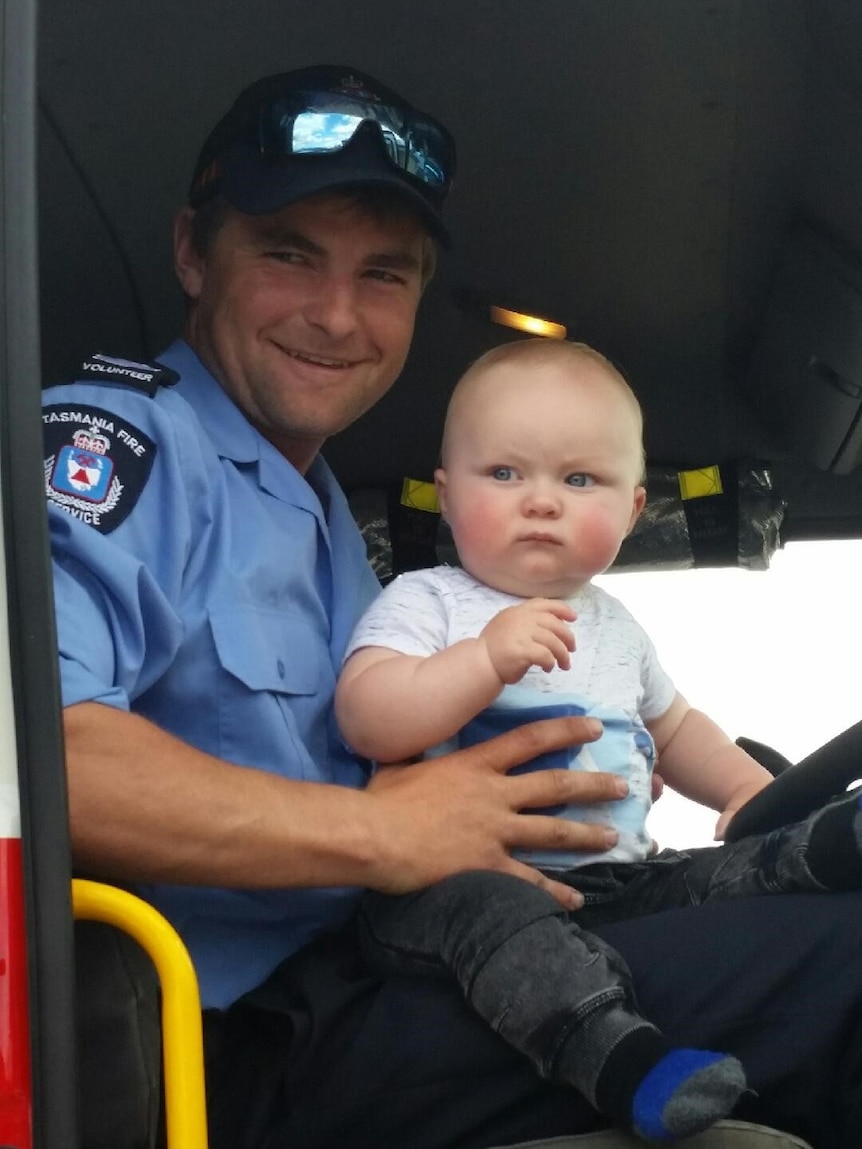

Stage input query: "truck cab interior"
[{"left": 1, "top": 1, "right": 861, "bottom": 1146}]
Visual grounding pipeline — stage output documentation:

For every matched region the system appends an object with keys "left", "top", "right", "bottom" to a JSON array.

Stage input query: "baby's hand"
[
  {"left": 713, "top": 778, "right": 772, "bottom": 841},
  {"left": 480, "top": 599, "right": 576, "bottom": 684}
]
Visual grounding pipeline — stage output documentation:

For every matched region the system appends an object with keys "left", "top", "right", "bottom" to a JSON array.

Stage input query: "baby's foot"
[
  {"left": 630, "top": 1048, "right": 748, "bottom": 1143},
  {"left": 590, "top": 1026, "right": 747, "bottom": 1143}
]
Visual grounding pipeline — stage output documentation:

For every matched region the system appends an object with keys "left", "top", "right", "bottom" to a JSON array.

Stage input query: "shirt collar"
[{"left": 158, "top": 339, "right": 259, "bottom": 463}]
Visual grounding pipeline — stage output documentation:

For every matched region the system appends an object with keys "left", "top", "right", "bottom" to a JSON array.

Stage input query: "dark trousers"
[
  {"left": 356, "top": 818, "right": 836, "bottom": 1101},
  {"left": 203, "top": 889, "right": 862, "bottom": 1149}
]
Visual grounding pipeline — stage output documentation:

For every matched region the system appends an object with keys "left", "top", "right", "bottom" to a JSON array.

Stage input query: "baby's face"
[{"left": 435, "top": 357, "right": 646, "bottom": 598}]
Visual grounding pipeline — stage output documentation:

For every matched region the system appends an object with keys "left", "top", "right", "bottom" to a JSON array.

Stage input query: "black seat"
[{"left": 75, "top": 919, "right": 162, "bottom": 1149}]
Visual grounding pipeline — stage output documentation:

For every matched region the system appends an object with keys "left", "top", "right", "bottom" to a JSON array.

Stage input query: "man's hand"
[
  {"left": 480, "top": 600, "right": 577, "bottom": 684},
  {"left": 365, "top": 715, "right": 623, "bottom": 910}
]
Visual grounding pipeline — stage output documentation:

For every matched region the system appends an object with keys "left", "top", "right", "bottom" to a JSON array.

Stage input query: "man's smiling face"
[{"left": 175, "top": 192, "right": 427, "bottom": 472}]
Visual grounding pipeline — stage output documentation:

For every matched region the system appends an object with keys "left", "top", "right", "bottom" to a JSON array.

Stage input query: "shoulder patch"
[
  {"left": 42, "top": 404, "right": 157, "bottom": 534},
  {"left": 75, "top": 353, "right": 179, "bottom": 396}
]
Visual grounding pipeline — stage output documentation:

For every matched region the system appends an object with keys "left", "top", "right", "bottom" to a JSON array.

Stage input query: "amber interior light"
[{"left": 489, "top": 305, "right": 567, "bottom": 339}]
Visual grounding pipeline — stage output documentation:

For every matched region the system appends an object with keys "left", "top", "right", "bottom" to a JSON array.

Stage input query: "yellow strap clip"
[
  {"left": 400, "top": 478, "right": 440, "bottom": 513},
  {"left": 677, "top": 465, "right": 723, "bottom": 501}
]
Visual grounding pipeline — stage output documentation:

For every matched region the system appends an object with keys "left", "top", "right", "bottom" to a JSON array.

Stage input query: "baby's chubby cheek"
[
  {"left": 579, "top": 514, "right": 633, "bottom": 570},
  {"left": 449, "top": 498, "right": 508, "bottom": 555}
]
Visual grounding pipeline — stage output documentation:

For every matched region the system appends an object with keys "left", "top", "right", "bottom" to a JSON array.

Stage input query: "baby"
[{"left": 336, "top": 338, "right": 861, "bottom": 1142}]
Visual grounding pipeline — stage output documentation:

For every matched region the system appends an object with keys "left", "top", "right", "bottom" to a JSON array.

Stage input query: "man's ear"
[
  {"left": 434, "top": 467, "right": 448, "bottom": 518},
  {"left": 626, "top": 486, "right": 647, "bottom": 535},
  {"left": 173, "top": 207, "right": 205, "bottom": 300}
]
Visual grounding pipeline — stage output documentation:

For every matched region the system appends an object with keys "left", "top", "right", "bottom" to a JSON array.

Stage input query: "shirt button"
[{"left": 277, "top": 659, "right": 286, "bottom": 678}]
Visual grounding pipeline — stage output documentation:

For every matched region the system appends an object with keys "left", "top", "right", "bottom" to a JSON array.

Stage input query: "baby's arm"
[
  {"left": 646, "top": 693, "right": 775, "bottom": 840},
  {"left": 336, "top": 599, "right": 576, "bottom": 763}
]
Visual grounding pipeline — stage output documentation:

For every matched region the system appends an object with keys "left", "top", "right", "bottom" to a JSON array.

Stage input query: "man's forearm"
[
  {"left": 66, "top": 703, "right": 626, "bottom": 909},
  {"left": 64, "top": 702, "right": 384, "bottom": 889}
]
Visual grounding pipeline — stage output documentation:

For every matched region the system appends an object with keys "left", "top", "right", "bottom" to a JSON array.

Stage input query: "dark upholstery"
[{"left": 74, "top": 919, "right": 162, "bottom": 1149}]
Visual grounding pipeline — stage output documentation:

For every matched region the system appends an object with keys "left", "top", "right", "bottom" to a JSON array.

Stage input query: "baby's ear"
[
  {"left": 434, "top": 468, "right": 448, "bottom": 518},
  {"left": 626, "top": 486, "right": 647, "bottom": 535}
]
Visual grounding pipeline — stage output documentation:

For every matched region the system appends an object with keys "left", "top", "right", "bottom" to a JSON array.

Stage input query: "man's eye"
[
  {"left": 365, "top": 269, "right": 406, "bottom": 284},
  {"left": 491, "top": 466, "right": 516, "bottom": 481},
  {"left": 566, "top": 473, "right": 596, "bottom": 488},
  {"left": 266, "top": 250, "right": 305, "bottom": 264}
]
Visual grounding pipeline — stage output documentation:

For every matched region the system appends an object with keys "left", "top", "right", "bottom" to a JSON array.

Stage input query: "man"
[{"left": 45, "top": 64, "right": 862, "bottom": 1149}]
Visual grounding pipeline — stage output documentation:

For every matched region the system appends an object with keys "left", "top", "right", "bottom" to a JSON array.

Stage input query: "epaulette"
[{"left": 72, "top": 353, "right": 180, "bottom": 397}]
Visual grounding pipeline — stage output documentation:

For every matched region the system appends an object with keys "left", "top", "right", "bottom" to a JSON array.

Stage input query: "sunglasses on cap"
[{"left": 256, "top": 86, "right": 455, "bottom": 196}]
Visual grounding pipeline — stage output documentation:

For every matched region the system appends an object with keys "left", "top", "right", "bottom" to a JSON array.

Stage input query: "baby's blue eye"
[
  {"left": 566, "top": 473, "right": 596, "bottom": 488},
  {"left": 492, "top": 466, "right": 516, "bottom": 481}
]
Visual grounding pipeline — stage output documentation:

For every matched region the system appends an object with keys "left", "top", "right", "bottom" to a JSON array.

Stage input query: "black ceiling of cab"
[{"left": 35, "top": 0, "right": 862, "bottom": 544}]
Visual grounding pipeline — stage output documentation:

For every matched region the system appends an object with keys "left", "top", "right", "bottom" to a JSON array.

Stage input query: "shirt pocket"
[
  {"left": 207, "top": 606, "right": 326, "bottom": 777},
  {"left": 209, "top": 606, "right": 321, "bottom": 696}
]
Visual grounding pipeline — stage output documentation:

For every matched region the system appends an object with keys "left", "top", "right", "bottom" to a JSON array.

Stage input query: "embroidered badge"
[{"left": 43, "top": 404, "right": 157, "bottom": 533}]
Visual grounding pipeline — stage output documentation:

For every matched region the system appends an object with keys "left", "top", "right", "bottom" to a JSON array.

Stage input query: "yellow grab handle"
[{"left": 72, "top": 879, "right": 208, "bottom": 1149}]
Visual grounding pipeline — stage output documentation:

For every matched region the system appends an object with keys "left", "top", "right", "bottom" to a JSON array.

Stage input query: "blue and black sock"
[{"left": 594, "top": 1027, "right": 747, "bottom": 1143}]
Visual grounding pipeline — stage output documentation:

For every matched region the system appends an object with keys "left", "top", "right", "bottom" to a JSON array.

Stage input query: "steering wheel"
[{"left": 724, "top": 719, "right": 862, "bottom": 841}]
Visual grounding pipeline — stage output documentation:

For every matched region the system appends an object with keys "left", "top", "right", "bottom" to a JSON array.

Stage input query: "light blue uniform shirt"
[{"left": 44, "top": 340, "right": 380, "bottom": 1008}]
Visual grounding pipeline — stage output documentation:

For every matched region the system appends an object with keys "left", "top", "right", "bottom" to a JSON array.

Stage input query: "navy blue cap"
[{"left": 188, "top": 65, "right": 454, "bottom": 242}]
